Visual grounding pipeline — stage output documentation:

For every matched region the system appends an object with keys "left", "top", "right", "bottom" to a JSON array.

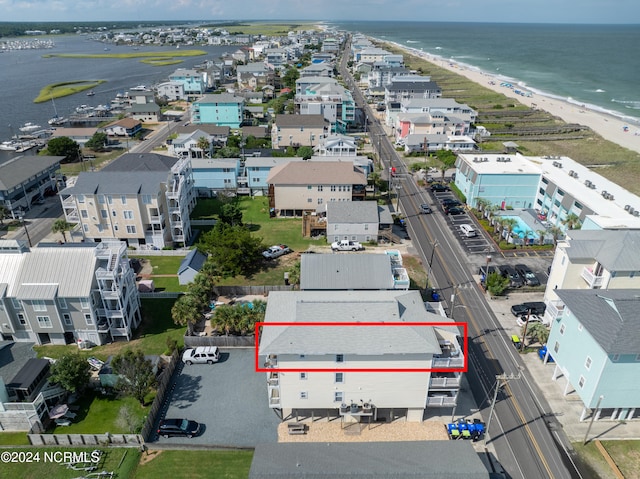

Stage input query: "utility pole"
[
  {"left": 521, "top": 308, "right": 532, "bottom": 350},
  {"left": 583, "top": 395, "right": 604, "bottom": 445},
  {"left": 485, "top": 372, "right": 521, "bottom": 445}
]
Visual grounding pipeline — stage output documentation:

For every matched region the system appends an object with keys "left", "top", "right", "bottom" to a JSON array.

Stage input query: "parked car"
[
  {"left": 514, "top": 264, "right": 540, "bottom": 286},
  {"left": 478, "top": 265, "right": 499, "bottom": 277},
  {"left": 445, "top": 206, "right": 465, "bottom": 215},
  {"left": 430, "top": 183, "right": 450, "bottom": 192},
  {"left": 440, "top": 198, "right": 461, "bottom": 207},
  {"left": 516, "top": 315, "right": 544, "bottom": 327},
  {"left": 157, "top": 418, "right": 201, "bottom": 438},
  {"left": 419, "top": 204, "right": 432, "bottom": 214},
  {"left": 460, "top": 224, "right": 477, "bottom": 237},
  {"left": 182, "top": 346, "right": 220, "bottom": 365},
  {"left": 331, "top": 240, "right": 364, "bottom": 251},
  {"left": 262, "top": 244, "right": 291, "bottom": 259},
  {"left": 499, "top": 265, "right": 524, "bottom": 288},
  {"left": 511, "top": 301, "right": 547, "bottom": 317}
]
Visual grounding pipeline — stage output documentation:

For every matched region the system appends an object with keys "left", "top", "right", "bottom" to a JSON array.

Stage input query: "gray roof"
[
  {"left": 300, "top": 254, "right": 394, "bottom": 290},
  {"left": 178, "top": 249, "right": 207, "bottom": 276},
  {"left": 0, "top": 341, "right": 37, "bottom": 385},
  {"left": 129, "top": 103, "right": 161, "bottom": 113},
  {"left": 101, "top": 153, "right": 176, "bottom": 172},
  {"left": 11, "top": 245, "right": 97, "bottom": 298},
  {"left": 327, "top": 201, "right": 379, "bottom": 224},
  {"left": 565, "top": 230, "right": 640, "bottom": 271},
  {"left": 7, "top": 358, "right": 49, "bottom": 390},
  {"left": 0, "top": 155, "right": 63, "bottom": 191},
  {"left": 378, "top": 204, "right": 394, "bottom": 224},
  {"left": 61, "top": 170, "right": 168, "bottom": 196},
  {"left": 258, "top": 290, "right": 441, "bottom": 356},
  {"left": 196, "top": 93, "right": 244, "bottom": 105},
  {"left": 386, "top": 80, "right": 440, "bottom": 92},
  {"left": 273, "top": 114, "right": 328, "bottom": 128},
  {"left": 556, "top": 289, "right": 640, "bottom": 354},
  {"left": 249, "top": 441, "right": 490, "bottom": 479}
]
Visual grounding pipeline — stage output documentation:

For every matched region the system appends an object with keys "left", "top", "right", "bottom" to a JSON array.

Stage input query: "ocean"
[{"left": 329, "top": 21, "right": 640, "bottom": 125}]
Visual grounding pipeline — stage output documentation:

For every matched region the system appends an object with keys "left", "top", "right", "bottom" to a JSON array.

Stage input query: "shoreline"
[{"left": 382, "top": 40, "right": 640, "bottom": 155}]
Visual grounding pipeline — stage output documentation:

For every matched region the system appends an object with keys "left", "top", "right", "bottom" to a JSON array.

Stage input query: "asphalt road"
[{"left": 339, "top": 36, "right": 589, "bottom": 479}]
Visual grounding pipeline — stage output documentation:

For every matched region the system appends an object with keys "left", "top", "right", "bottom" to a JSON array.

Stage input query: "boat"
[
  {"left": 86, "top": 90, "right": 95, "bottom": 96},
  {"left": 0, "top": 141, "right": 18, "bottom": 151},
  {"left": 48, "top": 116, "right": 66, "bottom": 126},
  {"left": 130, "top": 85, "right": 148, "bottom": 91},
  {"left": 19, "top": 122, "right": 42, "bottom": 133}
]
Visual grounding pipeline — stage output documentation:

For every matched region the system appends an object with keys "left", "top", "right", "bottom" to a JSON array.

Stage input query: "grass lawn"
[
  {"left": 0, "top": 447, "right": 140, "bottom": 479},
  {"left": 130, "top": 255, "right": 184, "bottom": 275},
  {"left": 59, "top": 150, "right": 123, "bottom": 175},
  {"left": 0, "top": 431, "right": 30, "bottom": 445},
  {"left": 49, "top": 390, "right": 150, "bottom": 435},
  {"left": 132, "top": 450, "right": 253, "bottom": 479},
  {"left": 35, "top": 298, "right": 183, "bottom": 360}
]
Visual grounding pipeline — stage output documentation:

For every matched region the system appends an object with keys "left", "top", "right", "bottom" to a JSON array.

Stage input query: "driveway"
[{"left": 154, "top": 348, "right": 280, "bottom": 447}]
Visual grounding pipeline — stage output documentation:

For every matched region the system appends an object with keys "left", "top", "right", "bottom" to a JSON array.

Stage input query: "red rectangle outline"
[{"left": 255, "top": 322, "right": 467, "bottom": 373}]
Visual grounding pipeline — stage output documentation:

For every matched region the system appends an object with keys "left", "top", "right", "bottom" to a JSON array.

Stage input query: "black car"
[
  {"left": 514, "top": 264, "right": 541, "bottom": 286},
  {"left": 430, "top": 183, "right": 450, "bottom": 192},
  {"left": 445, "top": 206, "right": 465, "bottom": 215},
  {"left": 511, "top": 301, "right": 546, "bottom": 317},
  {"left": 440, "top": 198, "right": 461, "bottom": 206},
  {"left": 499, "top": 265, "right": 524, "bottom": 288},
  {"left": 478, "top": 265, "right": 499, "bottom": 277},
  {"left": 157, "top": 418, "right": 201, "bottom": 438}
]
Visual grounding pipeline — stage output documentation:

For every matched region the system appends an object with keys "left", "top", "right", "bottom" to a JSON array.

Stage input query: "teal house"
[
  {"left": 192, "top": 93, "right": 244, "bottom": 128},
  {"left": 546, "top": 289, "right": 640, "bottom": 422}
]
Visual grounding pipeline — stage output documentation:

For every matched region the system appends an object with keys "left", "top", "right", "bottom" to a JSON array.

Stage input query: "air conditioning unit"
[
  {"left": 573, "top": 172, "right": 579, "bottom": 178},
  {"left": 629, "top": 207, "right": 635, "bottom": 215},
  {"left": 609, "top": 194, "right": 615, "bottom": 201},
  {"left": 590, "top": 184, "right": 596, "bottom": 189},
  {"left": 569, "top": 170, "right": 574, "bottom": 176},
  {"left": 625, "top": 205, "right": 631, "bottom": 211},
  {"left": 557, "top": 163, "right": 563, "bottom": 168},
  {"left": 585, "top": 180, "right": 591, "bottom": 187},
  {"left": 634, "top": 210, "right": 640, "bottom": 217},
  {"left": 601, "top": 190, "right": 608, "bottom": 197}
]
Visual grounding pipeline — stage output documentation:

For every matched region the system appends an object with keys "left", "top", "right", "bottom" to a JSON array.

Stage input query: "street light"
[
  {"left": 426, "top": 241, "right": 439, "bottom": 289},
  {"left": 17, "top": 209, "right": 32, "bottom": 247},
  {"left": 482, "top": 255, "right": 492, "bottom": 285}
]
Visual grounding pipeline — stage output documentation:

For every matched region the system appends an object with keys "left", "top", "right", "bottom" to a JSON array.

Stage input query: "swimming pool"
[{"left": 499, "top": 215, "right": 539, "bottom": 240}]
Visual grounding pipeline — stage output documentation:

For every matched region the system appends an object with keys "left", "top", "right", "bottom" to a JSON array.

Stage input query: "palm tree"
[
  {"left": 501, "top": 218, "right": 518, "bottom": 240},
  {"left": 0, "top": 205, "right": 6, "bottom": 225},
  {"left": 196, "top": 136, "right": 211, "bottom": 158},
  {"left": 562, "top": 213, "right": 582, "bottom": 230},
  {"left": 549, "top": 226, "right": 564, "bottom": 246},
  {"left": 171, "top": 294, "right": 200, "bottom": 335},
  {"left": 536, "top": 229, "right": 547, "bottom": 246},
  {"left": 522, "top": 322, "right": 549, "bottom": 347},
  {"left": 51, "top": 219, "right": 73, "bottom": 243},
  {"left": 475, "top": 198, "right": 490, "bottom": 213}
]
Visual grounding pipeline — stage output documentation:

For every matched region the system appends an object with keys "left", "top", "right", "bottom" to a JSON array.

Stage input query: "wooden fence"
[
  {"left": 28, "top": 432, "right": 142, "bottom": 446},
  {"left": 140, "top": 350, "right": 180, "bottom": 442},
  {"left": 184, "top": 335, "right": 255, "bottom": 348},
  {"left": 213, "top": 285, "right": 294, "bottom": 296}
]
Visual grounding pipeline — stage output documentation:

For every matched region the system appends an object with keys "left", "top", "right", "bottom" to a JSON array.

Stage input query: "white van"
[
  {"left": 182, "top": 346, "right": 220, "bottom": 365},
  {"left": 460, "top": 224, "right": 477, "bottom": 237}
]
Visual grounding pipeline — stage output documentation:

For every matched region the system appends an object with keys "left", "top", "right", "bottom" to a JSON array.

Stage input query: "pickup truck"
[
  {"left": 331, "top": 240, "right": 364, "bottom": 252},
  {"left": 262, "top": 244, "right": 291, "bottom": 259}
]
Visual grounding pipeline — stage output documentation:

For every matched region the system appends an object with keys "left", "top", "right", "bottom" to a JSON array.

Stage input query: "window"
[
  {"left": 62, "top": 313, "right": 72, "bottom": 326},
  {"left": 142, "top": 194, "right": 152, "bottom": 204},
  {"left": 107, "top": 195, "right": 113, "bottom": 204},
  {"left": 336, "top": 354, "right": 344, "bottom": 363},
  {"left": 559, "top": 324, "right": 565, "bottom": 335},
  {"left": 37, "top": 316, "right": 52, "bottom": 328},
  {"left": 318, "top": 186, "right": 323, "bottom": 192},
  {"left": 80, "top": 298, "right": 90, "bottom": 309},
  {"left": 113, "top": 225, "right": 119, "bottom": 231},
  {"left": 334, "top": 391, "right": 344, "bottom": 403},
  {"left": 299, "top": 391, "right": 308, "bottom": 399},
  {"left": 553, "top": 341, "right": 560, "bottom": 354},
  {"left": 126, "top": 225, "right": 136, "bottom": 234},
  {"left": 585, "top": 357, "right": 592, "bottom": 370},
  {"left": 223, "top": 178, "right": 232, "bottom": 184},
  {"left": 335, "top": 372, "right": 344, "bottom": 383},
  {"left": 112, "top": 210, "right": 117, "bottom": 217},
  {"left": 307, "top": 198, "right": 312, "bottom": 203},
  {"left": 364, "top": 224, "right": 369, "bottom": 230},
  {"left": 98, "top": 195, "right": 106, "bottom": 204},
  {"left": 299, "top": 373, "right": 308, "bottom": 380},
  {"left": 611, "top": 354, "right": 620, "bottom": 362},
  {"left": 77, "top": 194, "right": 85, "bottom": 203},
  {"left": 83, "top": 224, "right": 89, "bottom": 232},
  {"left": 32, "top": 300, "right": 46, "bottom": 312},
  {"left": 84, "top": 313, "right": 94, "bottom": 325},
  {"left": 317, "top": 198, "right": 323, "bottom": 204},
  {"left": 331, "top": 185, "right": 336, "bottom": 191},
  {"left": 12, "top": 298, "right": 22, "bottom": 309},
  {"left": 121, "top": 195, "right": 127, "bottom": 204},
  {"left": 17, "top": 313, "right": 26, "bottom": 325},
  {"left": 123, "top": 210, "right": 134, "bottom": 219},
  {"left": 577, "top": 323, "right": 583, "bottom": 332},
  {"left": 81, "top": 209, "right": 88, "bottom": 218},
  {"left": 307, "top": 185, "right": 312, "bottom": 190},
  {"left": 578, "top": 376, "right": 585, "bottom": 389},
  {"left": 101, "top": 209, "right": 108, "bottom": 219}
]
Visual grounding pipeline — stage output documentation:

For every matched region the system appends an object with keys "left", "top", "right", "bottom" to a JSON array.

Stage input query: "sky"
[{"left": 2, "top": 0, "right": 640, "bottom": 24}]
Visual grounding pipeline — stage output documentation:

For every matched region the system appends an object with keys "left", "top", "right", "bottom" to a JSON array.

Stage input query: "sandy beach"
[{"left": 392, "top": 44, "right": 640, "bottom": 155}]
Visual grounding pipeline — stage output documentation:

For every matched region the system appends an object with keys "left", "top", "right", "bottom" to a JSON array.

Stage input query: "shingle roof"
[
  {"left": 300, "top": 254, "right": 393, "bottom": 290},
  {"left": 249, "top": 441, "right": 490, "bottom": 479},
  {"left": 267, "top": 161, "right": 366, "bottom": 185},
  {"left": 556, "top": 289, "right": 640, "bottom": 354},
  {"left": 327, "top": 201, "right": 379, "bottom": 224},
  {"left": 258, "top": 290, "right": 441, "bottom": 356},
  {"left": 196, "top": 93, "right": 244, "bottom": 104},
  {"left": 101, "top": 153, "right": 176, "bottom": 172},
  {"left": 565, "top": 230, "right": 640, "bottom": 271},
  {"left": 274, "top": 114, "right": 328, "bottom": 128},
  {"left": 178, "top": 249, "right": 207, "bottom": 275},
  {"left": 0, "top": 155, "right": 63, "bottom": 191},
  {"left": 61, "top": 170, "right": 168, "bottom": 196}
]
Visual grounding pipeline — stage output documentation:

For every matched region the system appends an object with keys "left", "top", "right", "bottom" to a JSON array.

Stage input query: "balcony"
[
  {"left": 426, "top": 393, "right": 457, "bottom": 407},
  {"left": 546, "top": 300, "right": 565, "bottom": 321},
  {"left": 269, "top": 388, "right": 281, "bottom": 408},
  {"left": 264, "top": 355, "right": 278, "bottom": 368},
  {"left": 150, "top": 214, "right": 165, "bottom": 224},
  {"left": 432, "top": 356, "right": 464, "bottom": 369},
  {"left": 581, "top": 267, "right": 604, "bottom": 288},
  {"left": 429, "top": 376, "right": 460, "bottom": 389},
  {"left": 267, "top": 372, "right": 279, "bottom": 386}
]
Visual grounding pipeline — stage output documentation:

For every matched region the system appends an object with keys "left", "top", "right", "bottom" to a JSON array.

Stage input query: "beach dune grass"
[
  {"left": 141, "top": 58, "right": 184, "bottom": 66},
  {"left": 34, "top": 80, "right": 107, "bottom": 103}
]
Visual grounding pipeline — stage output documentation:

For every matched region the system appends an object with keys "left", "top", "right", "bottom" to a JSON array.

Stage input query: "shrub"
[{"left": 499, "top": 241, "right": 516, "bottom": 250}]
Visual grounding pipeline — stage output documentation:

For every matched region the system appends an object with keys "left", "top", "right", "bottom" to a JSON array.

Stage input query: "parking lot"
[{"left": 154, "top": 348, "right": 280, "bottom": 447}]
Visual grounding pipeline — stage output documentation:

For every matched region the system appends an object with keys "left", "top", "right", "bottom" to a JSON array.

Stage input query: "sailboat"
[
  {"left": 86, "top": 90, "right": 95, "bottom": 96},
  {"left": 48, "top": 96, "right": 66, "bottom": 126}
]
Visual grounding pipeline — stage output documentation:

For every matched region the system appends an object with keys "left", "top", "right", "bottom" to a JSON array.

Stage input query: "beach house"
[{"left": 191, "top": 93, "right": 245, "bottom": 128}]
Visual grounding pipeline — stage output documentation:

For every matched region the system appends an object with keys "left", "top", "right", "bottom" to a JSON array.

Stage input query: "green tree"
[
  {"left": 434, "top": 150, "right": 457, "bottom": 180},
  {"left": 85, "top": 132, "right": 108, "bottom": 151},
  {"left": 198, "top": 223, "right": 264, "bottom": 278},
  {"left": 297, "top": 146, "right": 314, "bottom": 160},
  {"left": 46, "top": 136, "right": 81, "bottom": 162},
  {"left": 196, "top": 136, "right": 211, "bottom": 157},
  {"left": 485, "top": 272, "right": 510, "bottom": 296},
  {"left": 0, "top": 205, "right": 6, "bottom": 225},
  {"left": 219, "top": 202, "right": 243, "bottom": 226},
  {"left": 522, "top": 321, "right": 550, "bottom": 347},
  {"left": 562, "top": 213, "right": 582, "bottom": 230},
  {"left": 111, "top": 349, "right": 157, "bottom": 406},
  {"left": 48, "top": 354, "right": 91, "bottom": 394},
  {"left": 171, "top": 293, "right": 201, "bottom": 335},
  {"left": 282, "top": 67, "right": 300, "bottom": 89},
  {"left": 548, "top": 226, "right": 564, "bottom": 246},
  {"left": 214, "top": 146, "right": 240, "bottom": 158},
  {"left": 287, "top": 260, "right": 301, "bottom": 287},
  {"left": 51, "top": 218, "right": 73, "bottom": 243}
]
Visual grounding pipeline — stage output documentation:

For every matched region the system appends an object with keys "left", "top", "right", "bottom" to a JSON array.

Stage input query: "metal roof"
[
  {"left": 300, "top": 254, "right": 393, "bottom": 290},
  {"left": 258, "top": 291, "right": 441, "bottom": 356},
  {"left": 556, "top": 289, "right": 640, "bottom": 354},
  {"left": 101, "top": 152, "right": 176, "bottom": 172},
  {"left": 0, "top": 155, "right": 63, "bottom": 192},
  {"left": 565, "top": 230, "right": 640, "bottom": 271},
  {"left": 61, "top": 170, "right": 168, "bottom": 195},
  {"left": 249, "top": 441, "right": 490, "bottom": 479},
  {"left": 15, "top": 283, "right": 58, "bottom": 300}
]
